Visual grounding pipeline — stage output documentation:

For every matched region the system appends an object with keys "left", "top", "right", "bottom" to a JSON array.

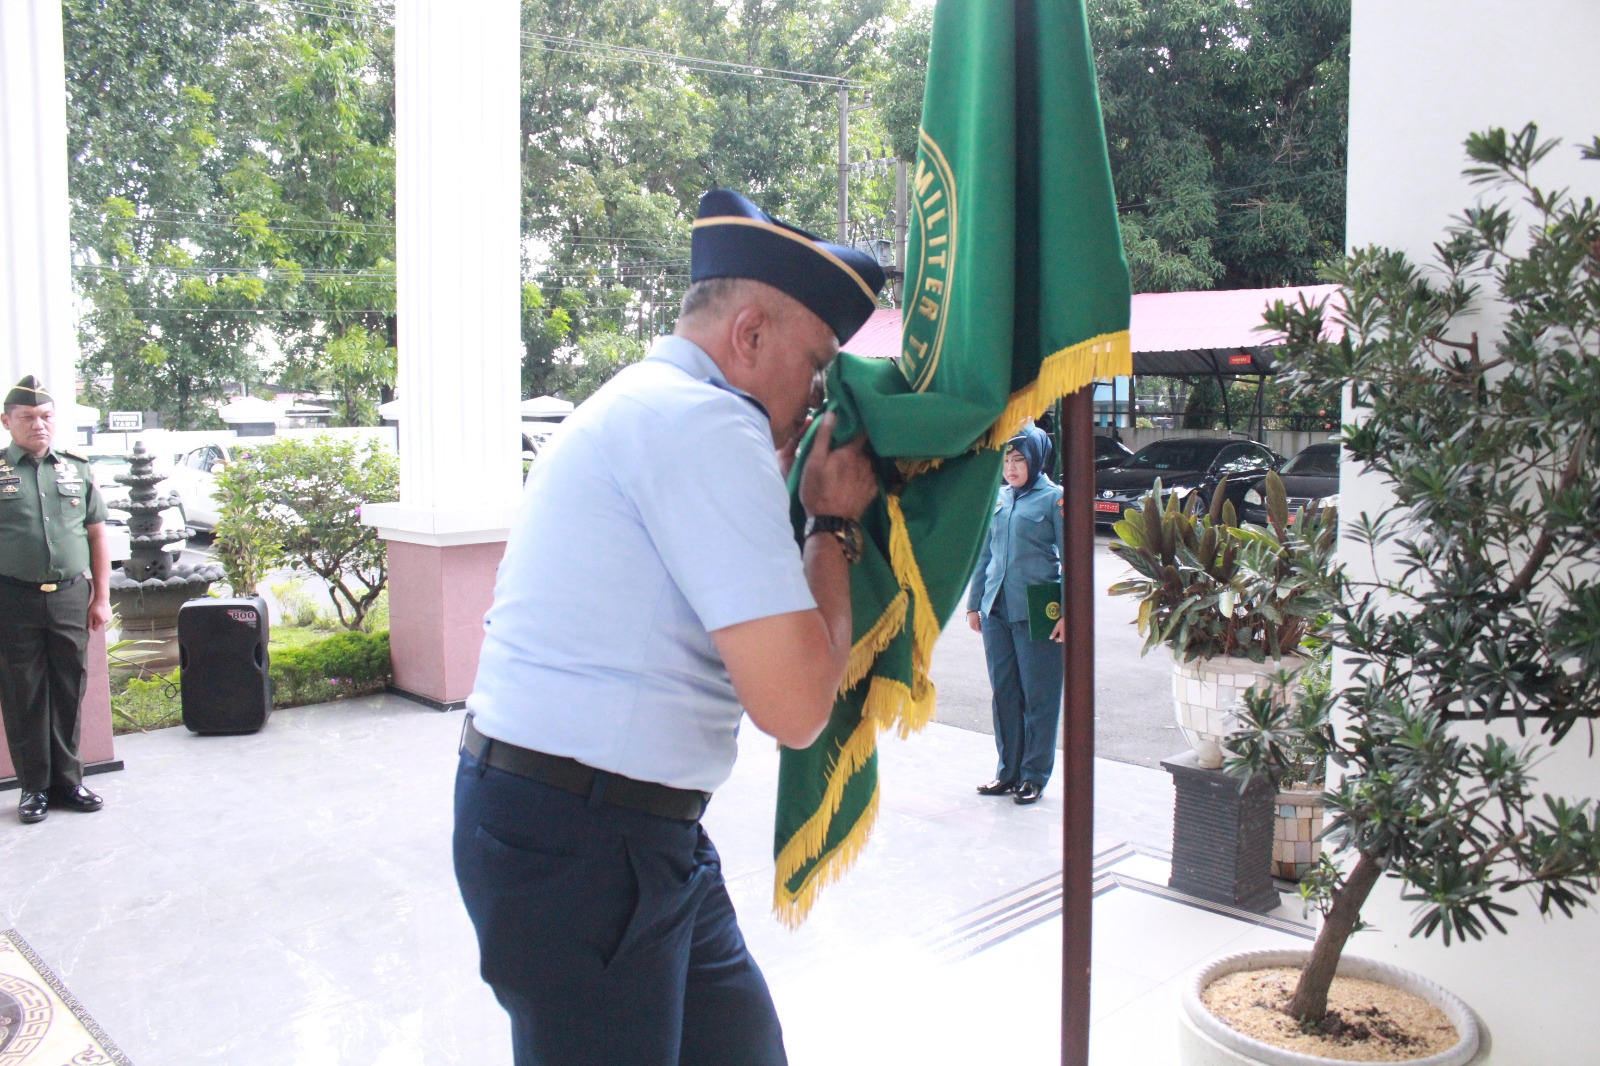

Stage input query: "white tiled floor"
[{"left": 0, "top": 695, "right": 1311, "bottom": 1064}]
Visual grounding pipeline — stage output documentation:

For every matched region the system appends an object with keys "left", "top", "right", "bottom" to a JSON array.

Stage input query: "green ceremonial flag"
[{"left": 773, "top": 0, "right": 1132, "bottom": 926}]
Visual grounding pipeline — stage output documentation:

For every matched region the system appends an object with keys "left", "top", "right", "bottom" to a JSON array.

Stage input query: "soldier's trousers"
[{"left": 0, "top": 581, "right": 90, "bottom": 793}]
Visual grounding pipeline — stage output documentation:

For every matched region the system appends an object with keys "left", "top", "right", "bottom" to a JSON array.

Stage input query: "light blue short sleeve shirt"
[{"left": 466, "top": 336, "right": 816, "bottom": 792}]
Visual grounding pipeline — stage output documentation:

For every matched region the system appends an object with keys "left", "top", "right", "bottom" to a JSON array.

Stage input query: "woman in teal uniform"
[{"left": 965, "top": 424, "right": 1065, "bottom": 805}]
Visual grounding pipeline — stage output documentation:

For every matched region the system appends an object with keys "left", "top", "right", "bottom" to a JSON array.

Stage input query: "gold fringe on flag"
[
  {"left": 772, "top": 675, "right": 907, "bottom": 926},
  {"left": 840, "top": 590, "right": 908, "bottom": 696},
  {"left": 773, "top": 783, "right": 882, "bottom": 927},
  {"left": 982, "top": 329, "right": 1132, "bottom": 450},
  {"left": 772, "top": 489, "right": 952, "bottom": 925}
]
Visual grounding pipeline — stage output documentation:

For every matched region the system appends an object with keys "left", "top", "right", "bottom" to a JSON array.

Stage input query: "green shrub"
[
  {"left": 269, "top": 629, "right": 392, "bottom": 708},
  {"left": 111, "top": 670, "right": 182, "bottom": 733}
]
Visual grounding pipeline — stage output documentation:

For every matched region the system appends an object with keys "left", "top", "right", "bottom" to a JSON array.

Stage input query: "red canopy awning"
[{"left": 843, "top": 284, "right": 1342, "bottom": 376}]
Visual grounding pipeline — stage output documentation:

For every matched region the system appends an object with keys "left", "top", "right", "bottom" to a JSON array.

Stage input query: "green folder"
[{"left": 1026, "top": 582, "right": 1063, "bottom": 640}]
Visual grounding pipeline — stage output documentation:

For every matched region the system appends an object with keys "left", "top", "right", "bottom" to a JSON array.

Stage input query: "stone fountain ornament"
[{"left": 107, "top": 443, "right": 225, "bottom": 663}]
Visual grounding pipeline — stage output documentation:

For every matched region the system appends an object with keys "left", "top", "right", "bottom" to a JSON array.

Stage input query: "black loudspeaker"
[{"left": 179, "top": 596, "right": 272, "bottom": 734}]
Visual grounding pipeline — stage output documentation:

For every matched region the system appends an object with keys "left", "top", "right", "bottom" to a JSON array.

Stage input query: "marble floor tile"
[{"left": 0, "top": 694, "right": 1310, "bottom": 1066}]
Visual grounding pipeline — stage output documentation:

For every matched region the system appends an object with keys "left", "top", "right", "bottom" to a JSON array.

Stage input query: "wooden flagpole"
[{"left": 1060, "top": 387, "right": 1095, "bottom": 1065}]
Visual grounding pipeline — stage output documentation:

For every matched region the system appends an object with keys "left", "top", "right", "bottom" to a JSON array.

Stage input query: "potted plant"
[
  {"left": 1109, "top": 472, "right": 1339, "bottom": 770},
  {"left": 1178, "top": 124, "right": 1600, "bottom": 1065}
]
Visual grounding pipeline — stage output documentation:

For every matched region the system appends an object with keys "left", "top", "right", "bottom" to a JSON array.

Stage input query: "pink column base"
[
  {"left": 385, "top": 539, "right": 505, "bottom": 708},
  {"left": 1, "top": 624, "right": 120, "bottom": 788}
]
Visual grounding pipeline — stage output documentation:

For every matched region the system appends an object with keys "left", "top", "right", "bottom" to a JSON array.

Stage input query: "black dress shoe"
[
  {"left": 976, "top": 779, "right": 1018, "bottom": 796},
  {"left": 49, "top": 784, "right": 103, "bottom": 813},
  {"left": 18, "top": 792, "right": 48, "bottom": 824},
  {"left": 1013, "top": 782, "right": 1043, "bottom": 805}
]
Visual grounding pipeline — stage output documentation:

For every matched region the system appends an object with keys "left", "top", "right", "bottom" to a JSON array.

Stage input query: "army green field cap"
[{"left": 4, "top": 375, "right": 53, "bottom": 407}]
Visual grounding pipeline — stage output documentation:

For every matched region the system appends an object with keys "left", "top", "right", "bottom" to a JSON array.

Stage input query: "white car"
[{"left": 164, "top": 442, "right": 243, "bottom": 531}]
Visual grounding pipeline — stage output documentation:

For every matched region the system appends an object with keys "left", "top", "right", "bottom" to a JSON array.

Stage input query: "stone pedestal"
[
  {"left": 1161, "top": 749, "right": 1279, "bottom": 913},
  {"left": 384, "top": 540, "right": 505, "bottom": 710},
  {"left": 1, "top": 626, "right": 124, "bottom": 790}
]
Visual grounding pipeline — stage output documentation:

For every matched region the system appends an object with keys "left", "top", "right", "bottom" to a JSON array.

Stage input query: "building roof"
[
  {"left": 216, "top": 396, "right": 282, "bottom": 424},
  {"left": 520, "top": 395, "right": 574, "bottom": 419},
  {"left": 840, "top": 284, "right": 1343, "bottom": 377}
]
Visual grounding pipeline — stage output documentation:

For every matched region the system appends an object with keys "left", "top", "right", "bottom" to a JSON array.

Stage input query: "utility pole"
[
  {"left": 837, "top": 85, "right": 849, "bottom": 243},
  {"left": 893, "top": 159, "right": 908, "bottom": 307}
]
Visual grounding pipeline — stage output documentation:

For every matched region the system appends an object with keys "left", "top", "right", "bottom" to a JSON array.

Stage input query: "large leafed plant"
[{"left": 1109, "top": 473, "right": 1339, "bottom": 662}]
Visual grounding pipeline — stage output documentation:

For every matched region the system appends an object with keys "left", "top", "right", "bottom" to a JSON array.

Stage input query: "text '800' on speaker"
[{"left": 180, "top": 596, "right": 272, "bottom": 734}]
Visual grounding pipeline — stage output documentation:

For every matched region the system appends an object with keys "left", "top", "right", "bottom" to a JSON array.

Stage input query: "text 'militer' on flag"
[{"left": 772, "top": 0, "right": 1132, "bottom": 926}]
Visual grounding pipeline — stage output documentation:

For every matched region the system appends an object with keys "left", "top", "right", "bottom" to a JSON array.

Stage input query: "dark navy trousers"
[
  {"left": 453, "top": 752, "right": 787, "bottom": 1066},
  {"left": 980, "top": 614, "right": 1063, "bottom": 787}
]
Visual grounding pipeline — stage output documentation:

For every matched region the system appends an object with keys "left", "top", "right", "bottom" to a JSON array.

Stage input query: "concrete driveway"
[{"left": 928, "top": 532, "right": 1181, "bottom": 772}]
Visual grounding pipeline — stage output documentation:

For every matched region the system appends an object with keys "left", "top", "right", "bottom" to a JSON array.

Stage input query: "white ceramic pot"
[
  {"left": 1171, "top": 653, "right": 1305, "bottom": 769},
  {"left": 1177, "top": 948, "right": 1486, "bottom": 1066}
]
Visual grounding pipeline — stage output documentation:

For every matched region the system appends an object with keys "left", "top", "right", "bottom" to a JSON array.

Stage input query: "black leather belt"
[
  {"left": 0, "top": 572, "right": 87, "bottom": 593},
  {"left": 461, "top": 718, "right": 710, "bottom": 822}
]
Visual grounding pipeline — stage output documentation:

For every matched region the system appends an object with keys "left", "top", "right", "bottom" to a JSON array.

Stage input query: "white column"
[
  {"left": 362, "top": 0, "right": 523, "bottom": 547},
  {"left": 0, "top": 1, "right": 119, "bottom": 779},
  {"left": 0, "top": 0, "right": 77, "bottom": 400}
]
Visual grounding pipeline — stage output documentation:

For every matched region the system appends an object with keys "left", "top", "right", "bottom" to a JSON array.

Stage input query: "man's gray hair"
[{"left": 679, "top": 277, "right": 761, "bottom": 321}]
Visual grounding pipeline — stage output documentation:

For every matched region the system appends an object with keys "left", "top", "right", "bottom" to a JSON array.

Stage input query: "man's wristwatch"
[{"left": 804, "top": 515, "right": 864, "bottom": 565}]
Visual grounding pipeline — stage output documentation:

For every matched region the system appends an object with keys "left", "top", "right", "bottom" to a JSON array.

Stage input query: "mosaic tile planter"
[
  {"left": 1171, "top": 652, "right": 1305, "bottom": 769},
  {"left": 1272, "top": 785, "right": 1324, "bottom": 881}
]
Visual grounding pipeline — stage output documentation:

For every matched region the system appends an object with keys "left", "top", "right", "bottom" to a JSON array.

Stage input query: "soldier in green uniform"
[{"left": 0, "top": 376, "right": 112, "bottom": 823}]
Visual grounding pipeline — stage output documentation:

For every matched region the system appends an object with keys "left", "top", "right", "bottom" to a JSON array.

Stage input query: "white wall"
[{"left": 1343, "top": 4, "right": 1600, "bottom": 1060}]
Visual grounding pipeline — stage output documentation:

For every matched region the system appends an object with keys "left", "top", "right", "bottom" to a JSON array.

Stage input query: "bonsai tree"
[
  {"left": 1228, "top": 123, "right": 1600, "bottom": 1026},
  {"left": 1109, "top": 473, "right": 1339, "bottom": 663}
]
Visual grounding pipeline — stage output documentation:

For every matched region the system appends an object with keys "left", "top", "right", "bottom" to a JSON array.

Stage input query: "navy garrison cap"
[
  {"left": 4, "top": 375, "right": 53, "bottom": 407},
  {"left": 691, "top": 189, "right": 886, "bottom": 345}
]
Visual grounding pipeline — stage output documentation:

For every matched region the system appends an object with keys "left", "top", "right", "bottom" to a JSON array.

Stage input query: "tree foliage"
[
  {"left": 1092, "top": 0, "right": 1349, "bottom": 292},
  {"left": 869, "top": 0, "right": 1351, "bottom": 295},
  {"left": 1231, "top": 126, "right": 1600, "bottom": 1024},
  {"left": 66, "top": 1, "right": 396, "bottom": 429},
  {"left": 218, "top": 436, "right": 399, "bottom": 630},
  {"left": 66, "top": 0, "right": 905, "bottom": 425}
]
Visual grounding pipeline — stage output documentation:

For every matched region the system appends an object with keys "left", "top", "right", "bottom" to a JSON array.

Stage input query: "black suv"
[{"left": 1092, "top": 437, "right": 1282, "bottom": 527}]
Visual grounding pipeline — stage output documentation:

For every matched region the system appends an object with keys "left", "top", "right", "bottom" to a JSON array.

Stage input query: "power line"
[
  {"left": 116, "top": 207, "right": 394, "bottom": 232},
  {"left": 521, "top": 31, "right": 862, "bottom": 89},
  {"left": 97, "top": 307, "right": 394, "bottom": 314},
  {"left": 218, "top": 0, "right": 864, "bottom": 89},
  {"left": 215, "top": 0, "right": 385, "bottom": 29},
  {"left": 107, "top": 216, "right": 394, "bottom": 237},
  {"left": 1117, "top": 170, "right": 1345, "bottom": 213}
]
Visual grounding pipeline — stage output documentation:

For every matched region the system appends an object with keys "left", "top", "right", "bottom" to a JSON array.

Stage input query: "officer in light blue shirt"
[{"left": 455, "top": 189, "right": 886, "bottom": 1066}]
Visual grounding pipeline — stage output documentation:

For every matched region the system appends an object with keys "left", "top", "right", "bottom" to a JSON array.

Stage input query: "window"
[
  {"left": 1124, "top": 440, "right": 1227, "bottom": 471},
  {"left": 1213, "top": 445, "right": 1271, "bottom": 476},
  {"left": 1282, "top": 443, "right": 1340, "bottom": 477}
]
